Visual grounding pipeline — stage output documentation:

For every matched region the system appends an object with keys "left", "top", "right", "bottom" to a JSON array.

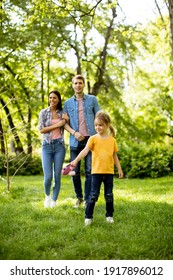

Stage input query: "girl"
[
  {"left": 38, "top": 90, "right": 67, "bottom": 208},
  {"left": 71, "top": 110, "right": 124, "bottom": 225}
]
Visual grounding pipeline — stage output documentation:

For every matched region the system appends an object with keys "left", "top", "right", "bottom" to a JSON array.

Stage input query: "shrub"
[
  {"left": 119, "top": 143, "right": 173, "bottom": 178},
  {"left": 0, "top": 154, "right": 43, "bottom": 176}
]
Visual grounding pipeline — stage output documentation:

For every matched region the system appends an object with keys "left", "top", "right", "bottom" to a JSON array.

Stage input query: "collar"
[
  {"left": 73, "top": 93, "right": 86, "bottom": 100},
  {"left": 47, "top": 106, "right": 60, "bottom": 113}
]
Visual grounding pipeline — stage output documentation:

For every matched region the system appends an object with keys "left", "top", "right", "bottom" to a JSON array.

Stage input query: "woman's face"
[{"left": 49, "top": 93, "right": 59, "bottom": 108}]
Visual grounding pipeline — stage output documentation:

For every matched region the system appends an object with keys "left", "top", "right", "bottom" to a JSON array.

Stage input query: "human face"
[
  {"left": 94, "top": 118, "right": 108, "bottom": 136},
  {"left": 49, "top": 93, "right": 59, "bottom": 108},
  {"left": 72, "top": 78, "right": 85, "bottom": 95}
]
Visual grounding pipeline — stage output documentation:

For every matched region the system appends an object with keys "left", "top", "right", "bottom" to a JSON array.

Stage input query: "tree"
[
  {"left": 0, "top": 0, "right": 171, "bottom": 163},
  {"left": 168, "top": 0, "right": 173, "bottom": 60}
]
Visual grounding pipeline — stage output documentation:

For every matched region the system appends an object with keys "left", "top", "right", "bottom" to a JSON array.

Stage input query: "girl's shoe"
[
  {"left": 85, "top": 218, "right": 92, "bottom": 226},
  {"left": 106, "top": 217, "right": 114, "bottom": 223},
  {"left": 61, "top": 164, "right": 75, "bottom": 176}
]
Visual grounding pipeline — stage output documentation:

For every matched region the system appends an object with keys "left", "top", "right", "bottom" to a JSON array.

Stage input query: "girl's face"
[
  {"left": 94, "top": 118, "right": 108, "bottom": 135},
  {"left": 49, "top": 93, "right": 59, "bottom": 108}
]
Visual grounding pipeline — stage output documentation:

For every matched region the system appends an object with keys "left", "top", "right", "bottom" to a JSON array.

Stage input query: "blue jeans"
[
  {"left": 41, "top": 139, "right": 65, "bottom": 201},
  {"left": 70, "top": 137, "right": 91, "bottom": 201},
  {"left": 85, "top": 174, "right": 114, "bottom": 219}
]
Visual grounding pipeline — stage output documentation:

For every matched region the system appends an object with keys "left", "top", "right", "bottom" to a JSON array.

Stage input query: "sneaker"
[
  {"left": 44, "top": 195, "right": 51, "bottom": 208},
  {"left": 74, "top": 198, "right": 84, "bottom": 208},
  {"left": 61, "top": 164, "right": 75, "bottom": 175},
  {"left": 85, "top": 218, "right": 92, "bottom": 226},
  {"left": 106, "top": 217, "right": 114, "bottom": 223},
  {"left": 51, "top": 200, "right": 56, "bottom": 208}
]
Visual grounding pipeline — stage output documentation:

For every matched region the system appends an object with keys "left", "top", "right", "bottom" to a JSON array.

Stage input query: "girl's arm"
[
  {"left": 40, "top": 119, "right": 66, "bottom": 134},
  {"left": 71, "top": 146, "right": 90, "bottom": 167},
  {"left": 114, "top": 153, "right": 124, "bottom": 178}
]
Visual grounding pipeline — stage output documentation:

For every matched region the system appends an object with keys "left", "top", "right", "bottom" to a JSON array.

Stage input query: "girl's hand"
[
  {"left": 71, "top": 161, "right": 77, "bottom": 168},
  {"left": 118, "top": 169, "right": 124, "bottom": 179}
]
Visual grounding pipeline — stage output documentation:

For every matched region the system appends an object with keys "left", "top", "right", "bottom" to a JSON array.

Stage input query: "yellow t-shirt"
[{"left": 87, "top": 134, "right": 118, "bottom": 174}]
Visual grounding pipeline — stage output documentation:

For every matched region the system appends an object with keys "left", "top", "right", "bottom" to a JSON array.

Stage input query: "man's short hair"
[{"left": 72, "top": 74, "right": 85, "bottom": 84}]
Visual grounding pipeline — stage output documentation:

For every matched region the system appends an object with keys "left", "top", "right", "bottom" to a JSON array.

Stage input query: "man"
[{"left": 64, "top": 74, "right": 100, "bottom": 207}]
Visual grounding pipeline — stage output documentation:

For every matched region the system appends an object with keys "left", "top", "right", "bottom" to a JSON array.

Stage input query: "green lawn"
[{"left": 0, "top": 175, "right": 173, "bottom": 260}]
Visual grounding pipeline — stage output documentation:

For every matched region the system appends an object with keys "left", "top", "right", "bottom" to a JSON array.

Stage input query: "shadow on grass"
[{"left": 0, "top": 190, "right": 173, "bottom": 260}]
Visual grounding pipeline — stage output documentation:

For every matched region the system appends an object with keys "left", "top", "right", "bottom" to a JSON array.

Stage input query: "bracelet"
[{"left": 73, "top": 130, "right": 76, "bottom": 136}]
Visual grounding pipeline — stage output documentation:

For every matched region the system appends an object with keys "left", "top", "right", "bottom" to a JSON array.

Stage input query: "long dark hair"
[{"left": 49, "top": 90, "right": 62, "bottom": 111}]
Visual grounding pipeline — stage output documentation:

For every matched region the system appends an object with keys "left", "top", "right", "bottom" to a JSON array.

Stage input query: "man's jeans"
[
  {"left": 85, "top": 174, "right": 114, "bottom": 219},
  {"left": 70, "top": 137, "right": 91, "bottom": 201},
  {"left": 42, "top": 139, "right": 65, "bottom": 201}
]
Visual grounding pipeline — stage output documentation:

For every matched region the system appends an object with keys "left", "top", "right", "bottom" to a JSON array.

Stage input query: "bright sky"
[{"left": 118, "top": 0, "right": 168, "bottom": 25}]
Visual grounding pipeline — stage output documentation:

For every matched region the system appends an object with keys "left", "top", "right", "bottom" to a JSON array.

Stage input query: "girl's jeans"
[
  {"left": 85, "top": 174, "right": 114, "bottom": 219},
  {"left": 42, "top": 139, "right": 65, "bottom": 201}
]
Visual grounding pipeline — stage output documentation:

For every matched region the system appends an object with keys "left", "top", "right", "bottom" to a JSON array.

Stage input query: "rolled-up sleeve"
[{"left": 38, "top": 110, "right": 44, "bottom": 131}]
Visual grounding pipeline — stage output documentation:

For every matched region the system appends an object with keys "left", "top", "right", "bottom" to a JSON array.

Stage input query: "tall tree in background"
[
  {"left": 0, "top": 0, "right": 171, "bottom": 157},
  {"left": 168, "top": 0, "right": 173, "bottom": 60}
]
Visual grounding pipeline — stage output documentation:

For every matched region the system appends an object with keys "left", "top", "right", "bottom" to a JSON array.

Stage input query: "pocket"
[
  {"left": 42, "top": 140, "right": 49, "bottom": 147},
  {"left": 69, "top": 108, "right": 74, "bottom": 117},
  {"left": 87, "top": 106, "right": 93, "bottom": 114}
]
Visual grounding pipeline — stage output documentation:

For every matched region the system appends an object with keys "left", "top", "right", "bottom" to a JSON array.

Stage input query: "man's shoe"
[
  {"left": 85, "top": 219, "right": 92, "bottom": 226},
  {"left": 74, "top": 198, "right": 84, "bottom": 208},
  {"left": 106, "top": 217, "right": 114, "bottom": 223},
  {"left": 44, "top": 195, "right": 51, "bottom": 208}
]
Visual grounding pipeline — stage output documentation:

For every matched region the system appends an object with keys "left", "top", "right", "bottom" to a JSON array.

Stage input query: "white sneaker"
[
  {"left": 106, "top": 217, "right": 114, "bottom": 223},
  {"left": 44, "top": 195, "right": 51, "bottom": 208},
  {"left": 85, "top": 218, "right": 92, "bottom": 226},
  {"left": 51, "top": 200, "right": 56, "bottom": 208}
]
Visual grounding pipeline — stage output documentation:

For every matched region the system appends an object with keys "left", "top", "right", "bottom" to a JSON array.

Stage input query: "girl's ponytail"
[{"left": 109, "top": 124, "right": 116, "bottom": 138}]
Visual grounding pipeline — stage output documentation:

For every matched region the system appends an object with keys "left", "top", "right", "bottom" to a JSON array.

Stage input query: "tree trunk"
[
  {"left": 168, "top": 0, "right": 173, "bottom": 61},
  {"left": 0, "top": 117, "right": 5, "bottom": 154},
  {"left": 92, "top": 6, "right": 117, "bottom": 96},
  {"left": 0, "top": 97, "right": 25, "bottom": 155}
]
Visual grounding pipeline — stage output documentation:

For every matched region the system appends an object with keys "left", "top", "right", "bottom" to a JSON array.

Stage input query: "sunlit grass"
[{"left": 0, "top": 175, "right": 173, "bottom": 260}]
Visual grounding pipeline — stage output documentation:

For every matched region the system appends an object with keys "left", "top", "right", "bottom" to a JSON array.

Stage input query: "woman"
[{"left": 38, "top": 90, "right": 67, "bottom": 208}]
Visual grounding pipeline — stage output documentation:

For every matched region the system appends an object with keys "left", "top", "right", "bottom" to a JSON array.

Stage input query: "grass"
[{"left": 0, "top": 175, "right": 173, "bottom": 260}]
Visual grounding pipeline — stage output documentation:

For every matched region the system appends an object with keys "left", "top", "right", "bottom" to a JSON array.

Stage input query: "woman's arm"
[{"left": 40, "top": 119, "right": 66, "bottom": 134}]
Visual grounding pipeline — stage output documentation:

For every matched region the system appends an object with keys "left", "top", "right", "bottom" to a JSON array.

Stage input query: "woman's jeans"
[
  {"left": 70, "top": 137, "right": 91, "bottom": 201},
  {"left": 85, "top": 174, "right": 114, "bottom": 219},
  {"left": 42, "top": 139, "right": 65, "bottom": 201}
]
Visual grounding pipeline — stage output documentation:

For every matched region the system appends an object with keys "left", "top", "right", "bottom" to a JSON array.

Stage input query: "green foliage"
[
  {"left": 0, "top": 175, "right": 173, "bottom": 260},
  {"left": 1, "top": 143, "right": 173, "bottom": 179},
  {"left": 0, "top": 154, "right": 43, "bottom": 176},
  {"left": 0, "top": 1, "right": 171, "bottom": 173},
  {"left": 119, "top": 143, "right": 173, "bottom": 178}
]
